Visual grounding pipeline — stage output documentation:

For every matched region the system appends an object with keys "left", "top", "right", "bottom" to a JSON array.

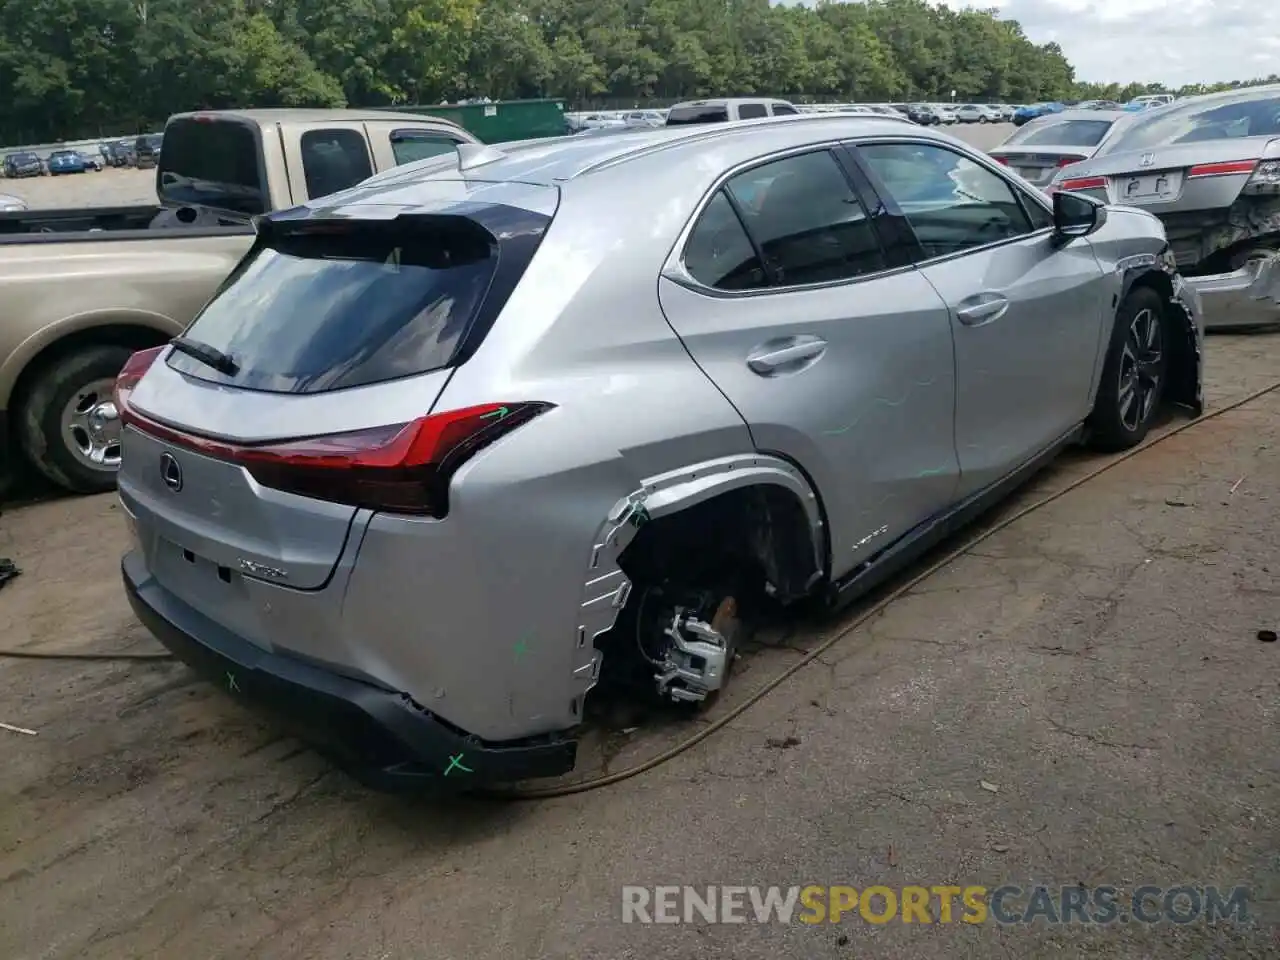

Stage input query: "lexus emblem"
[
  {"left": 159, "top": 452, "right": 183, "bottom": 492},
  {"left": 1139, "top": 153, "right": 1155, "bottom": 168}
]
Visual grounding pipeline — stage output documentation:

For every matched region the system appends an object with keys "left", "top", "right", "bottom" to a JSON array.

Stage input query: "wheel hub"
[{"left": 61, "top": 379, "right": 123, "bottom": 471}]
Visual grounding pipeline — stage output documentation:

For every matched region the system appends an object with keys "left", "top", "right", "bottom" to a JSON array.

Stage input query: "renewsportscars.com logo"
[{"left": 622, "top": 884, "right": 1253, "bottom": 926}]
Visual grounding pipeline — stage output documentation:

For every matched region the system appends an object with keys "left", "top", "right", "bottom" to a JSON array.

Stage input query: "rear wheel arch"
[{"left": 1123, "top": 267, "right": 1201, "bottom": 417}]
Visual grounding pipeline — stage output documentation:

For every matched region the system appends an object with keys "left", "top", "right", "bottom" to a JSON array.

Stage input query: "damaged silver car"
[
  {"left": 116, "top": 116, "right": 1204, "bottom": 790},
  {"left": 1049, "top": 85, "right": 1280, "bottom": 327}
]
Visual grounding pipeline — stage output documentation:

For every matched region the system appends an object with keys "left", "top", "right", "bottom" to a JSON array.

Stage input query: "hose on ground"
[
  {"left": 1, "top": 380, "right": 1277, "bottom": 798},
  {"left": 482, "top": 378, "right": 1280, "bottom": 800}
]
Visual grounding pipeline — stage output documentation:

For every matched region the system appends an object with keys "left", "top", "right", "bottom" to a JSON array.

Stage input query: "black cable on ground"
[
  {"left": 483, "top": 377, "right": 1280, "bottom": 800},
  {"left": 1, "top": 380, "right": 1277, "bottom": 796}
]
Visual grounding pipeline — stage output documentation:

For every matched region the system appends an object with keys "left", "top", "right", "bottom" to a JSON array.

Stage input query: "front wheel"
[
  {"left": 1087, "top": 287, "right": 1169, "bottom": 451},
  {"left": 17, "top": 344, "right": 137, "bottom": 494}
]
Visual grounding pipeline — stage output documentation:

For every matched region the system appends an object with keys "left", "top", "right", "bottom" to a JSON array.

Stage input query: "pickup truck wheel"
[
  {"left": 17, "top": 344, "right": 135, "bottom": 494},
  {"left": 1087, "top": 287, "right": 1169, "bottom": 452}
]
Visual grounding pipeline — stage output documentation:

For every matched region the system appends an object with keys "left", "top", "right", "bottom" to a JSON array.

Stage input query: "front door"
[
  {"left": 855, "top": 139, "right": 1109, "bottom": 496},
  {"left": 657, "top": 147, "right": 960, "bottom": 579}
]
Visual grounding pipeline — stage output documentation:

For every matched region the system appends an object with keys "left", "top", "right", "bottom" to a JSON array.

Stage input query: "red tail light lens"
[
  {"left": 992, "top": 155, "right": 1010, "bottom": 166},
  {"left": 1188, "top": 159, "right": 1257, "bottom": 179},
  {"left": 1059, "top": 176, "right": 1107, "bottom": 192},
  {"left": 113, "top": 345, "right": 166, "bottom": 414},
  {"left": 1057, "top": 155, "right": 1087, "bottom": 167},
  {"left": 124, "top": 401, "right": 553, "bottom": 518}
]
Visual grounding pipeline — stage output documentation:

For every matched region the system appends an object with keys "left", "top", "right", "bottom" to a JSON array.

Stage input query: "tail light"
[
  {"left": 122, "top": 398, "right": 553, "bottom": 518},
  {"left": 991, "top": 155, "right": 1010, "bottom": 166},
  {"left": 1058, "top": 175, "right": 1107, "bottom": 192},
  {"left": 1056, "top": 155, "right": 1087, "bottom": 167},
  {"left": 113, "top": 345, "right": 166, "bottom": 415}
]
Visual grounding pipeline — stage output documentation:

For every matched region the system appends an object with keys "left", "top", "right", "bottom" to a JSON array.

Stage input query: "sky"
[
  {"left": 936, "top": 0, "right": 1280, "bottom": 88},
  {"left": 785, "top": 1, "right": 1280, "bottom": 88}
]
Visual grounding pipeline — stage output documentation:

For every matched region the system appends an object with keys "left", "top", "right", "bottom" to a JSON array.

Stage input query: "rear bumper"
[
  {"left": 1185, "top": 255, "right": 1280, "bottom": 329},
  {"left": 122, "top": 552, "right": 577, "bottom": 790}
]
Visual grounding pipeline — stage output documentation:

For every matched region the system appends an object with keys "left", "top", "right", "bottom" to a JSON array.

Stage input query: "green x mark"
[
  {"left": 226, "top": 671, "right": 240, "bottom": 694},
  {"left": 513, "top": 635, "right": 530, "bottom": 661},
  {"left": 444, "top": 753, "right": 473, "bottom": 776}
]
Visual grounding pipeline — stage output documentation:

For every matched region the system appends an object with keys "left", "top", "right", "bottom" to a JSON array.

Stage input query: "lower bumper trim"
[
  {"left": 122, "top": 554, "right": 577, "bottom": 791},
  {"left": 1186, "top": 255, "right": 1280, "bottom": 329}
]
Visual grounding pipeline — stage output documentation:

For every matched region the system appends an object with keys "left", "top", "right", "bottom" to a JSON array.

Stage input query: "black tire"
[
  {"left": 17, "top": 344, "right": 136, "bottom": 494},
  {"left": 1087, "top": 287, "right": 1169, "bottom": 452}
]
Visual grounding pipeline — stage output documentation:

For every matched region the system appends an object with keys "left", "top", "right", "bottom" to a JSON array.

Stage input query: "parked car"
[
  {"left": 906, "top": 103, "right": 943, "bottom": 125},
  {"left": 79, "top": 151, "right": 104, "bottom": 171},
  {"left": 1013, "top": 102, "right": 1066, "bottom": 126},
  {"left": 665, "top": 98, "right": 800, "bottom": 125},
  {"left": 0, "top": 193, "right": 26, "bottom": 212},
  {"left": 115, "top": 114, "right": 1204, "bottom": 790},
  {"left": 0, "top": 109, "right": 482, "bottom": 495},
  {"left": 1048, "top": 85, "right": 1280, "bottom": 328},
  {"left": 934, "top": 104, "right": 959, "bottom": 124},
  {"left": 1127, "top": 94, "right": 1176, "bottom": 112},
  {"left": 3, "top": 152, "right": 44, "bottom": 178},
  {"left": 991, "top": 104, "right": 1017, "bottom": 121},
  {"left": 622, "top": 110, "right": 667, "bottom": 128},
  {"left": 99, "top": 141, "right": 133, "bottom": 167},
  {"left": 47, "top": 149, "right": 89, "bottom": 175},
  {"left": 135, "top": 134, "right": 162, "bottom": 169},
  {"left": 954, "top": 104, "right": 1000, "bottom": 123},
  {"left": 989, "top": 110, "right": 1131, "bottom": 189}
]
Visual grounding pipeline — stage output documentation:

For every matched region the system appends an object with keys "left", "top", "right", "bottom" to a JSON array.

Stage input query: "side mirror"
[{"left": 1052, "top": 190, "right": 1107, "bottom": 240}]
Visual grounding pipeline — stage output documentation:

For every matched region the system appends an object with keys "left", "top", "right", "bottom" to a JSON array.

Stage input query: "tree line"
[{"left": 0, "top": 0, "right": 1274, "bottom": 145}]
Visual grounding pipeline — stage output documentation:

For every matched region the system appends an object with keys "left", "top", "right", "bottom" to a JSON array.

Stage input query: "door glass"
[
  {"left": 300, "top": 128, "right": 374, "bottom": 199},
  {"left": 389, "top": 130, "right": 459, "bottom": 165},
  {"left": 683, "top": 192, "right": 768, "bottom": 291},
  {"left": 859, "top": 142, "right": 1034, "bottom": 259},
  {"left": 726, "top": 150, "right": 887, "bottom": 286},
  {"left": 738, "top": 103, "right": 768, "bottom": 120},
  {"left": 772, "top": 104, "right": 799, "bottom": 116}
]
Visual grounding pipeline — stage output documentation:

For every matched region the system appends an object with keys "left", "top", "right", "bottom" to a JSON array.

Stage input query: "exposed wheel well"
[
  {"left": 1127, "top": 270, "right": 1200, "bottom": 415},
  {"left": 616, "top": 483, "right": 824, "bottom": 605}
]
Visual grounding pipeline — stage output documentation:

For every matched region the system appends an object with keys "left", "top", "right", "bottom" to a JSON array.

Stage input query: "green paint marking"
[
  {"left": 444, "top": 753, "right": 473, "bottom": 776},
  {"left": 226, "top": 671, "right": 240, "bottom": 694},
  {"left": 513, "top": 636, "right": 530, "bottom": 661},
  {"left": 480, "top": 406, "right": 510, "bottom": 420}
]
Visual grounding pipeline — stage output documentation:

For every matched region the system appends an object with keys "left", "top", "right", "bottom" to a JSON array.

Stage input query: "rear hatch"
[{"left": 118, "top": 189, "right": 556, "bottom": 621}]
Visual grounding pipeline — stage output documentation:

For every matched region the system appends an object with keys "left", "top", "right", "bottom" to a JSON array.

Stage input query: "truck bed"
[{"left": 0, "top": 204, "right": 165, "bottom": 235}]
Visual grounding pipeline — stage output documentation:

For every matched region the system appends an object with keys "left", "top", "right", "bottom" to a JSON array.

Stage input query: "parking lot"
[{"left": 2, "top": 122, "right": 1278, "bottom": 959}]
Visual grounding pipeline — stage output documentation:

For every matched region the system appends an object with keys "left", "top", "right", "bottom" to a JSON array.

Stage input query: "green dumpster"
[{"left": 386, "top": 99, "right": 569, "bottom": 144}]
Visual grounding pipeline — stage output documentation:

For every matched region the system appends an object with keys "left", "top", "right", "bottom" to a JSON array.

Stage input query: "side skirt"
[{"left": 825, "top": 424, "right": 1085, "bottom": 611}]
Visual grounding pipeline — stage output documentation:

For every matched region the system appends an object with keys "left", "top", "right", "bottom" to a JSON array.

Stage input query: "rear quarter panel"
[{"left": 0, "top": 232, "right": 253, "bottom": 407}]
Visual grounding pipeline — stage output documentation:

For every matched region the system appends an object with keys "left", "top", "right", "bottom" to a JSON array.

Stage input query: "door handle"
[
  {"left": 746, "top": 336, "right": 828, "bottom": 376},
  {"left": 955, "top": 294, "right": 1010, "bottom": 326}
]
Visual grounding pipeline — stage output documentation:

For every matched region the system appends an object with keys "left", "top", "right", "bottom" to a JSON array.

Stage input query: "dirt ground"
[
  {"left": 1, "top": 331, "right": 1277, "bottom": 960},
  {"left": 1, "top": 123, "right": 1019, "bottom": 211}
]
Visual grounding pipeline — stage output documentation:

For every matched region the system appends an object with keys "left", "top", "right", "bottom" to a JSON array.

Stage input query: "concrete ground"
[
  {"left": 1, "top": 123, "right": 1020, "bottom": 211},
  {"left": 0, "top": 330, "right": 1277, "bottom": 959}
]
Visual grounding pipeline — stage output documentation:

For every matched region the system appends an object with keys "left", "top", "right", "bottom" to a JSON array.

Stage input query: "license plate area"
[
  {"left": 1113, "top": 170, "right": 1183, "bottom": 202},
  {"left": 151, "top": 537, "right": 265, "bottom": 645},
  {"left": 1015, "top": 166, "right": 1052, "bottom": 184}
]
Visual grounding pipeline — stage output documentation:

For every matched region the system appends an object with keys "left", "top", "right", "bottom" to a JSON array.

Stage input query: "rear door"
[
  {"left": 657, "top": 146, "right": 960, "bottom": 578},
  {"left": 853, "top": 139, "right": 1109, "bottom": 497}
]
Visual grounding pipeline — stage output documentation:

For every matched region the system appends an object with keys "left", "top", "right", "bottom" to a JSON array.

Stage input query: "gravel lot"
[
  {"left": 1, "top": 123, "right": 1020, "bottom": 211},
  {"left": 2, "top": 119, "right": 1277, "bottom": 959}
]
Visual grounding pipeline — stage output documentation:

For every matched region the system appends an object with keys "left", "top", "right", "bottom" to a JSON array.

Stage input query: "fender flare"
[{"left": 566, "top": 453, "right": 828, "bottom": 709}]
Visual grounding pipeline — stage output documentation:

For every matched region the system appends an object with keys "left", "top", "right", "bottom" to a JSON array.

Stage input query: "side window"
[
  {"left": 301, "top": 129, "right": 374, "bottom": 199},
  {"left": 858, "top": 142, "right": 1034, "bottom": 259},
  {"left": 683, "top": 192, "right": 768, "bottom": 291},
  {"left": 737, "top": 103, "right": 768, "bottom": 120},
  {"left": 771, "top": 104, "right": 799, "bottom": 116},
  {"left": 725, "top": 150, "right": 887, "bottom": 286},
  {"left": 389, "top": 129, "right": 459, "bottom": 166}
]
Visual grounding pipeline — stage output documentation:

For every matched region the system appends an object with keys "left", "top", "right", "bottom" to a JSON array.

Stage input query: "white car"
[
  {"left": 0, "top": 192, "right": 26, "bottom": 212},
  {"left": 955, "top": 104, "right": 1000, "bottom": 123}
]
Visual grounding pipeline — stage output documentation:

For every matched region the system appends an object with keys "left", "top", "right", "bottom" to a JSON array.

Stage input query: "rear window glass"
[
  {"left": 738, "top": 103, "right": 768, "bottom": 119},
  {"left": 158, "top": 118, "right": 266, "bottom": 216},
  {"left": 1006, "top": 119, "right": 1115, "bottom": 147},
  {"left": 170, "top": 221, "right": 497, "bottom": 394},
  {"left": 389, "top": 129, "right": 459, "bottom": 166},
  {"left": 300, "top": 128, "right": 374, "bottom": 199},
  {"left": 666, "top": 105, "right": 730, "bottom": 126},
  {"left": 772, "top": 104, "right": 799, "bottom": 116},
  {"left": 1105, "top": 94, "right": 1280, "bottom": 153}
]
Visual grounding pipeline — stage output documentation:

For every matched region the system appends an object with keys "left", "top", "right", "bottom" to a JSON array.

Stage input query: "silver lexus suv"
[{"left": 118, "top": 116, "right": 1204, "bottom": 789}]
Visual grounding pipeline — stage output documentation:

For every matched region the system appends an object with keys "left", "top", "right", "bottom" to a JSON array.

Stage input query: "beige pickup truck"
[{"left": 0, "top": 108, "right": 479, "bottom": 494}]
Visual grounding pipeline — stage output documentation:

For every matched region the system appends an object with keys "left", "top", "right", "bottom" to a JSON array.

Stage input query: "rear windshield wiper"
[{"left": 170, "top": 336, "right": 239, "bottom": 376}]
